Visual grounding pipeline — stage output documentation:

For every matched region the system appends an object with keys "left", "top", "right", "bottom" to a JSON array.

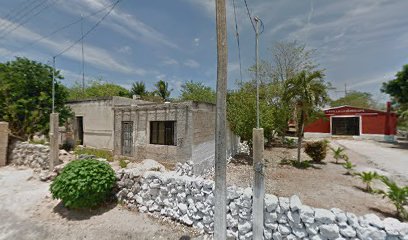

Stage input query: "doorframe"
[{"left": 330, "top": 115, "right": 362, "bottom": 136}]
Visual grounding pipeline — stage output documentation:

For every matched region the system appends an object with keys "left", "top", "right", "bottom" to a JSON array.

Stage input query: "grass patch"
[
  {"left": 119, "top": 158, "right": 128, "bottom": 168},
  {"left": 74, "top": 146, "right": 113, "bottom": 162}
]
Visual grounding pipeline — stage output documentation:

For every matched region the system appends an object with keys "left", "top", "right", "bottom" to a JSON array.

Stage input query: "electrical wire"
[
  {"left": 243, "top": 0, "right": 256, "bottom": 32},
  {"left": 0, "top": 0, "right": 58, "bottom": 40},
  {"left": 232, "top": 0, "right": 243, "bottom": 84},
  {"left": 0, "top": 0, "right": 34, "bottom": 23},
  {"left": 13, "top": 1, "right": 119, "bottom": 54},
  {"left": 54, "top": 0, "right": 121, "bottom": 58}
]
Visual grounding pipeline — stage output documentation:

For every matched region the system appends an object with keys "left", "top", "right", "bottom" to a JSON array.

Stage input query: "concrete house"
[
  {"left": 68, "top": 98, "right": 239, "bottom": 174},
  {"left": 113, "top": 101, "right": 239, "bottom": 174}
]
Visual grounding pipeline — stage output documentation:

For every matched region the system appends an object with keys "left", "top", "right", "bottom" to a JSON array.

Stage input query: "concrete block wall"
[{"left": 0, "top": 122, "right": 9, "bottom": 166}]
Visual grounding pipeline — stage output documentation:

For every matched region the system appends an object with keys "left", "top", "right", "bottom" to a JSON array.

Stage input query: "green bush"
[
  {"left": 119, "top": 158, "right": 128, "bottom": 168},
  {"left": 50, "top": 159, "right": 116, "bottom": 209},
  {"left": 304, "top": 140, "right": 328, "bottom": 162},
  {"left": 74, "top": 146, "right": 113, "bottom": 162}
]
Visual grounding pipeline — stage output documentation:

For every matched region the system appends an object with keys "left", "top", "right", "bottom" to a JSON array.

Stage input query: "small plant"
[
  {"left": 342, "top": 161, "right": 355, "bottom": 175},
  {"left": 377, "top": 176, "right": 408, "bottom": 221},
  {"left": 74, "top": 146, "right": 113, "bottom": 162},
  {"left": 355, "top": 171, "right": 380, "bottom": 193},
  {"left": 330, "top": 146, "right": 349, "bottom": 164},
  {"left": 283, "top": 138, "right": 296, "bottom": 148},
  {"left": 119, "top": 158, "right": 128, "bottom": 168},
  {"left": 50, "top": 159, "right": 116, "bottom": 209},
  {"left": 304, "top": 140, "right": 328, "bottom": 163}
]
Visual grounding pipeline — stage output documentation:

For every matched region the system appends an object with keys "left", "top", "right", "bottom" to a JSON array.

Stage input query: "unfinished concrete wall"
[
  {"left": 114, "top": 102, "right": 193, "bottom": 163},
  {"left": 0, "top": 122, "right": 9, "bottom": 166}
]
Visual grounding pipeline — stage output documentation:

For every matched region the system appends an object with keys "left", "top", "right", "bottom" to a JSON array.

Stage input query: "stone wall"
[
  {"left": 0, "top": 122, "right": 8, "bottom": 166},
  {"left": 116, "top": 170, "right": 408, "bottom": 240},
  {"left": 8, "top": 141, "right": 50, "bottom": 169}
]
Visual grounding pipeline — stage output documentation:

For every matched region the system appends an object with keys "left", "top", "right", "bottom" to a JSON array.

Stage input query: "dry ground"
[{"left": 226, "top": 145, "right": 399, "bottom": 219}]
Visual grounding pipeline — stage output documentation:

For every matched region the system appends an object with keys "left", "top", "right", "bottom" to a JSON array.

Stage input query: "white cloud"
[
  {"left": 193, "top": 38, "right": 200, "bottom": 46},
  {"left": 57, "top": 0, "right": 179, "bottom": 49},
  {"left": 184, "top": 59, "right": 200, "bottom": 68},
  {"left": 161, "top": 57, "right": 179, "bottom": 66},
  {"left": 0, "top": 17, "right": 147, "bottom": 76},
  {"left": 348, "top": 71, "right": 396, "bottom": 89},
  {"left": 117, "top": 45, "right": 132, "bottom": 54}
]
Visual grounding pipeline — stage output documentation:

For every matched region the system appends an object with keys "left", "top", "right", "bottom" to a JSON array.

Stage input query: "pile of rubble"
[{"left": 8, "top": 141, "right": 50, "bottom": 169}]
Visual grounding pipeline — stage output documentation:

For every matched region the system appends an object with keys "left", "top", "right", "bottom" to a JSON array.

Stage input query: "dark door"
[
  {"left": 332, "top": 117, "right": 360, "bottom": 135},
  {"left": 76, "top": 117, "right": 84, "bottom": 145},
  {"left": 121, "top": 121, "right": 133, "bottom": 156}
]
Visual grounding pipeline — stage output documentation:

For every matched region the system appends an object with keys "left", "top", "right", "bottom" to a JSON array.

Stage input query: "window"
[{"left": 150, "top": 121, "right": 176, "bottom": 145}]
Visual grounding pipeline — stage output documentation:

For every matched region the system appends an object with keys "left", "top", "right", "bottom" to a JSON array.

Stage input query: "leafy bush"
[
  {"left": 74, "top": 146, "right": 113, "bottom": 162},
  {"left": 50, "top": 159, "right": 116, "bottom": 209},
  {"left": 378, "top": 176, "right": 408, "bottom": 221},
  {"left": 283, "top": 137, "right": 296, "bottom": 148},
  {"left": 304, "top": 140, "right": 328, "bottom": 162},
  {"left": 342, "top": 161, "right": 355, "bottom": 175},
  {"left": 330, "top": 146, "right": 349, "bottom": 164},
  {"left": 119, "top": 158, "right": 128, "bottom": 168}
]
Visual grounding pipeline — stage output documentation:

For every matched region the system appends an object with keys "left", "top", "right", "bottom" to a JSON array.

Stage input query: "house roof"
[{"left": 323, "top": 105, "right": 394, "bottom": 115}]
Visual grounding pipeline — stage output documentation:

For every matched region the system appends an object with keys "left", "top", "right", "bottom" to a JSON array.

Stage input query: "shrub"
[
  {"left": 378, "top": 176, "right": 408, "bottom": 221},
  {"left": 330, "top": 146, "right": 349, "bottom": 164},
  {"left": 50, "top": 159, "right": 116, "bottom": 209},
  {"left": 74, "top": 146, "right": 113, "bottom": 162},
  {"left": 119, "top": 158, "right": 128, "bottom": 168},
  {"left": 342, "top": 161, "right": 355, "bottom": 175},
  {"left": 304, "top": 140, "right": 328, "bottom": 162},
  {"left": 355, "top": 171, "right": 380, "bottom": 193}
]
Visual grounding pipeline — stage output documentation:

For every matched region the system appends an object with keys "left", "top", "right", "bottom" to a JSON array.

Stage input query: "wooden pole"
[{"left": 214, "top": 0, "right": 228, "bottom": 239}]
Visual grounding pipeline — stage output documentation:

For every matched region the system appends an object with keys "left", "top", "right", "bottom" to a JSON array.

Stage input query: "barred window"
[{"left": 150, "top": 121, "right": 176, "bottom": 145}]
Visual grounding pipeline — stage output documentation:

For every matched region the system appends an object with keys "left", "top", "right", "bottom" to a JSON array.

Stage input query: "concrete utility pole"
[
  {"left": 52, "top": 56, "right": 56, "bottom": 113},
  {"left": 81, "top": 14, "right": 85, "bottom": 94},
  {"left": 214, "top": 0, "right": 228, "bottom": 239},
  {"left": 252, "top": 17, "right": 265, "bottom": 240}
]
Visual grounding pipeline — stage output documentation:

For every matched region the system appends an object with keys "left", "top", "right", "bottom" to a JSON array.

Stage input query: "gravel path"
[
  {"left": 0, "top": 166, "right": 199, "bottom": 240},
  {"left": 334, "top": 139, "right": 408, "bottom": 185}
]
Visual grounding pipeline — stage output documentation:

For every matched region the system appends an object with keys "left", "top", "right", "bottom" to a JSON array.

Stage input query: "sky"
[{"left": 0, "top": 0, "right": 407, "bottom": 102}]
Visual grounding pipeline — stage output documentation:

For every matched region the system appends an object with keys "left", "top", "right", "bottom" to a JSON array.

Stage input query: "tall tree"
[
  {"left": 179, "top": 81, "right": 216, "bottom": 103},
  {"left": 331, "top": 91, "right": 377, "bottom": 109},
  {"left": 130, "top": 81, "right": 147, "bottom": 96},
  {"left": 154, "top": 80, "right": 172, "bottom": 101},
  {"left": 284, "top": 70, "right": 330, "bottom": 162},
  {"left": 68, "top": 79, "right": 130, "bottom": 100},
  {"left": 0, "top": 57, "right": 71, "bottom": 138},
  {"left": 382, "top": 64, "right": 408, "bottom": 130}
]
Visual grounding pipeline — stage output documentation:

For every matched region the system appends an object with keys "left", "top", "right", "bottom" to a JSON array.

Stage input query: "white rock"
[
  {"left": 279, "top": 197, "right": 290, "bottom": 212},
  {"left": 363, "top": 213, "right": 384, "bottom": 229},
  {"left": 383, "top": 217, "right": 403, "bottom": 235},
  {"left": 227, "top": 214, "right": 238, "bottom": 228},
  {"left": 227, "top": 186, "right": 241, "bottom": 200},
  {"left": 300, "top": 205, "right": 315, "bottom": 224},
  {"left": 305, "top": 223, "right": 319, "bottom": 235},
  {"left": 278, "top": 224, "right": 291, "bottom": 235},
  {"left": 264, "top": 228, "right": 272, "bottom": 240},
  {"left": 287, "top": 211, "right": 301, "bottom": 224},
  {"left": 319, "top": 224, "right": 340, "bottom": 239},
  {"left": 314, "top": 208, "right": 335, "bottom": 224},
  {"left": 292, "top": 227, "right": 307, "bottom": 238},
  {"left": 272, "top": 232, "right": 282, "bottom": 240},
  {"left": 180, "top": 214, "right": 193, "bottom": 225},
  {"left": 264, "top": 194, "right": 279, "bottom": 212},
  {"left": 238, "top": 221, "right": 252, "bottom": 234},
  {"left": 339, "top": 225, "right": 356, "bottom": 238},
  {"left": 356, "top": 226, "right": 386, "bottom": 240},
  {"left": 346, "top": 212, "right": 359, "bottom": 228},
  {"left": 290, "top": 195, "right": 302, "bottom": 211},
  {"left": 264, "top": 212, "right": 278, "bottom": 223},
  {"left": 178, "top": 203, "right": 188, "bottom": 214}
]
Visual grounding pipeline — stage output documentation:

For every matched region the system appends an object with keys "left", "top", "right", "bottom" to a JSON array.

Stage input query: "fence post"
[
  {"left": 49, "top": 113, "right": 59, "bottom": 170},
  {"left": 0, "top": 122, "right": 9, "bottom": 167}
]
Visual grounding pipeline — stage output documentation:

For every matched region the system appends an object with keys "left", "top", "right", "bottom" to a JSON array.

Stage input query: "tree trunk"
[{"left": 297, "top": 110, "right": 305, "bottom": 162}]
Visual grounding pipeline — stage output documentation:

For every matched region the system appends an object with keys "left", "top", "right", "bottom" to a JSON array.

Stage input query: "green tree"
[
  {"left": 179, "top": 81, "right": 216, "bottom": 104},
  {"left": 130, "top": 81, "right": 147, "bottom": 96},
  {"left": 382, "top": 64, "right": 408, "bottom": 131},
  {"left": 154, "top": 80, "right": 172, "bottom": 101},
  {"left": 331, "top": 91, "right": 377, "bottom": 109},
  {"left": 68, "top": 79, "right": 130, "bottom": 100},
  {"left": 0, "top": 57, "right": 71, "bottom": 138},
  {"left": 284, "top": 70, "right": 330, "bottom": 162}
]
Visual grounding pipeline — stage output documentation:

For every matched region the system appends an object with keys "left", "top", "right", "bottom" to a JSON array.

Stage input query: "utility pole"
[
  {"left": 81, "top": 14, "right": 85, "bottom": 94},
  {"left": 214, "top": 0, "right": 227, "bottom": 239},
  {"left": 252, "top": 16, "right": 265, "bottom": 240},
  {"left": 344, "top": 83, "right": 347, "bottom": 96},
  {"left": 52, "top": 56, "right": 56, "bottom": 113}
]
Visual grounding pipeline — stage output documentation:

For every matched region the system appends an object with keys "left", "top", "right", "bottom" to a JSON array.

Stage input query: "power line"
[
  {"left": 232, "top": 0, "right": 243, "bottom": 84},
  {"left": 0, "top": 0, "right": 58, "bottom": 40},
  {"left": 243, "top": 0, "right": 256, "bottom": 32},
  {"left": 13, "top": 1, "right": 118, "bottom": 54},
  {"left": 0, "top": 0, "right": 34, "bottom": 22},
  {"left": 54, "top": 0, "right": 121, "bottom": 58}
]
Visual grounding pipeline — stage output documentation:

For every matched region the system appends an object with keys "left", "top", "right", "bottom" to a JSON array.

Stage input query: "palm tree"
[
  {"left": 284, "top": 70, "right": 330, "bottom": 162},
  {"left": 130, "top": 81, "right": 147, "bottom": 96},
  {"left": 154, "top": 80, "right": 172, "bottom": 101},
  {"left": 379, "top": 176, "right": 408, "bottom": 220},
  {"left": 330, "top": 146, "right": 348, "bottom": 164},
  {"left": 355, "top": 171, "right": 380, "bottom": 192},
  {"left": 342, "top": 161, "right": 355, "bottom": 175}
]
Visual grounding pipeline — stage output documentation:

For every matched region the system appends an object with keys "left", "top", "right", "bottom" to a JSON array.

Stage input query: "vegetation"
[
  {"left": 382, "top": 64, "right": 408, "bottom": 131},
  {"left": 355, "top": 171, "right": 380, "bottom": 193},
  {"left": 330, "top": 146, "right": 349, "bottom": 164},
  {"left": 61, "top": 139, "right": 75, "bottom": 151},
  {"left": 377, "top": 176, "right": 408, "bottom": 221},
  {"left": 50, "top": 159, "right": 116, "bottom": 209},
  {"left": 280, "top": 159, "right": 313, "bottom": 169},
  {"left": 342, "top": 161, "right": 355, "bottom": 175},
  {"left": 331, "top": 91, "right": 378, "bottom": 109},
  {"left": 68, "top": 80, "right": 130, "bottom": 100},
  {"left": 119, "top": 158, "right": 128, "bottom": 168},
  {"left": 304, "top": 140, "right": 328, "bottom": 162},
  {"left": 179, "top": 81, "right": 216, "bottom": 104},
  {"left": 154, "top": 80, "right": 172, "bottom": 101},
  {"left": 0, "top": 57, "right": 71, "bottom": 138},
  {"left": 74, "top": 146, "right": 113, "bottom": 162},
  {"left": 130, "top": 81, "right": 147, "bottom": 97}
]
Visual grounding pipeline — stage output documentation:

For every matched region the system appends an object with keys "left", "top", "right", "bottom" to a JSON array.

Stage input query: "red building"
[{"left": 304, "top": 104, "right": 397, "bottom": 141}]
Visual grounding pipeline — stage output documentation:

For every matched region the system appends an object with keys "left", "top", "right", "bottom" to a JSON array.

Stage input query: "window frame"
[{"left": 149, "top": 121, "right": 176, "bottom": 146}]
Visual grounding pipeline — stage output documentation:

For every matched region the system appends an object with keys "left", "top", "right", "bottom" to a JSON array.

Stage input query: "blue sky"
[{"left": 1, "top": 0, "right": 408, "bottom": 102}]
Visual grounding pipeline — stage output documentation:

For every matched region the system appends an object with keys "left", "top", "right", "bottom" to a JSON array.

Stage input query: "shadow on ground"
[{"left": 52, "top": 201, "right": 117, "bottom": 221}]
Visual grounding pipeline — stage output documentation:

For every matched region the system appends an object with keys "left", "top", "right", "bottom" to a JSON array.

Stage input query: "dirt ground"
[
  {"left": 226, "top": 143, "right": 399, "bottom": 219},
  {"left": 0, "top": 166, "right": 200, "bottom": 240}
]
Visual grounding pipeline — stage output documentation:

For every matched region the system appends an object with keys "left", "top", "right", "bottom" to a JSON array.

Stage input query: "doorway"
[
  {"left": 121, "top": 121, "right": 133, "bottom": 156},
  {"left": 75, "top": 116, "right": 84, "bottom": 145},
  {"left": 332, "top": 117, "right": 360, "bottom": 136}
]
